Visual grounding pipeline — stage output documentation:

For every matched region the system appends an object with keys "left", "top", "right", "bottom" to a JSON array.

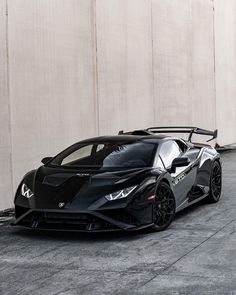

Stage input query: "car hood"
[{"left": 20, "top": 165, "right": 161, "bottom": 210}]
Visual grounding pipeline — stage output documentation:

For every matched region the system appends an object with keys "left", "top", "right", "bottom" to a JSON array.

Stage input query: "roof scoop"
[{"left": 118, "top": 130, "right": 153, "bottom": 136}]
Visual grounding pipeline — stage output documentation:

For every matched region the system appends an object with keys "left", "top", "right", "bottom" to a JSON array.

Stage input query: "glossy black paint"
[{"left": 13, "top": 132, "right": 221, "bottom": 232}]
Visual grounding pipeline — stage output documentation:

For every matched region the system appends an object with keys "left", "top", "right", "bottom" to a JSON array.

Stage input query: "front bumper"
[{"left": 12, "top": 206, "right": 153, "bottom": 232}]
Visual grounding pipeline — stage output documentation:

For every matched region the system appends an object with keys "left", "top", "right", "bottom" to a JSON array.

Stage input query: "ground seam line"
[{"left": 140, "top": 217, "right": 236, "bottom": 287}]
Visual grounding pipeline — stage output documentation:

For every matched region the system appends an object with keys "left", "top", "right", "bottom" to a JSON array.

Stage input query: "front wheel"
[
  {"left": 151, "top": 182, "right": 176, "bottom": 232},
  {"left": 206, "top": 161, "right": 222, "bottom": 203}
]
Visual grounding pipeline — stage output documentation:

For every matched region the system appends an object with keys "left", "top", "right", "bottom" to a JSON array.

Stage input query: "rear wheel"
[
  {"left": 151, "top": 182, "right": 175, "bottom": 231},
  {"left": 206, "top": 161, "right": 222, "bottom": 203}
]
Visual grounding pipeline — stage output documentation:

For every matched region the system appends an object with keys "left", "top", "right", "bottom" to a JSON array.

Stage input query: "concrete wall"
[
  {"left": 96, "top": 0, "right": 155, "bottom": 133},
  {"left": 215, "top": 0, "right": 236, "bottom": 146},
  {"left": 0, "top": 0, "right": 235, "bottom": 209},
  {"left": 0, "top": 0, "right": 13, "bottom": 210},
  {"left": 96, "top": 0, "right": 216, "bottom": 135},
  {"left": 152, "top": 0, "right": 215, "bottom": 130},
  {"left": 8, "top": 0, "right": 98, "bottom": 191}
]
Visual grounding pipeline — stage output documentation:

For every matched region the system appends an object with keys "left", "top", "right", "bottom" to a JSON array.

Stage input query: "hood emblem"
[{"left": 58, "top": 202, "right": 65, "bottom": 208}]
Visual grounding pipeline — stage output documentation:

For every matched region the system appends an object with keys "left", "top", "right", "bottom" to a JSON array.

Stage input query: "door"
[{"left": 158, "top": 140, "right": 197, "bottom": 207}]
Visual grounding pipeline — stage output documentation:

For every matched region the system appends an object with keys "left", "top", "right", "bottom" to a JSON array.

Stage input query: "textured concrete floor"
[{"left": 0, "top": 151, "right": 236, "bottom": 295}]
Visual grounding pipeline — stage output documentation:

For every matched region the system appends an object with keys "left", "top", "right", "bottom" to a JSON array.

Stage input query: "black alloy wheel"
[
  {"left": 206, "top": 161, "right": 222, "bottom": 203},
  {"left": 151, "top": 182, "right": 175, "bottom": 231}
]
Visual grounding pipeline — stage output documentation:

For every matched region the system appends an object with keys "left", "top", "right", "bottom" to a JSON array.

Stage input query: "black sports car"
[{"left": 13, "top": 126, "right": 222, "bottom": 232}]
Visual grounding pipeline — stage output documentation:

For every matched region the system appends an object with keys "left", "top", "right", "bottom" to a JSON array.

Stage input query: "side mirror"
[
  {"left": 169, "top": 157, "right": 190, "bottom": 173},
  {"left": 41, "top": 157, "right": 53, "bottom": 165}
]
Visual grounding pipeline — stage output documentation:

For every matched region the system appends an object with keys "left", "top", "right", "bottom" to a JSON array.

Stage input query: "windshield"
[{"left": 50, "top": 141, "right": 157, "bottom": 169}]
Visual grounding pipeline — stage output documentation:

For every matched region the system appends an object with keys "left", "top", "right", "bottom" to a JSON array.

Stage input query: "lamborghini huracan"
[{"left": 13, "top": 126, "right": 222, "bottom": 232}]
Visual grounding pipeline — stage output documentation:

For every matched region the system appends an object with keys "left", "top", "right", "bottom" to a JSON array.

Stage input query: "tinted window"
[
  {"left": 159, "top": 141, "right": 182, "bottom": 168},
  {"left": 50, "top": 141, "right": 156, "bottom": 169}
]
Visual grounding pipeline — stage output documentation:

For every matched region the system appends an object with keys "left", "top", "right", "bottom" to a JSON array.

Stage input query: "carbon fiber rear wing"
[{"left": 146, "top": 126, "right": 218, "bottom": 142}]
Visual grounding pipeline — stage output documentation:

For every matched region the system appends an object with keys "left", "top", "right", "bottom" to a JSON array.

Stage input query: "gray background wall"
[{"left": 0, "top": 0, "right": 235, "bottom": 210}]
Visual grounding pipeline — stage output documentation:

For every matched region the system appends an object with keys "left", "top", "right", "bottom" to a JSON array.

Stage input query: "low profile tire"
[
  {"left": 206, "top": 161, "right": 222, "bottom": 203},
  {"left": 151, "top": 182, "right": 176, "bottom": 232}
]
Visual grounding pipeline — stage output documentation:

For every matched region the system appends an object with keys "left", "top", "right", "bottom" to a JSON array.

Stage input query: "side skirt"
[{"left": 175, "top": 193, "right": 208, "bottom": 213}]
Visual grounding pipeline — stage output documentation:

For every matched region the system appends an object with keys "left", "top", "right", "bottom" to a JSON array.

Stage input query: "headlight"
[
  {"left": 21, "top": 183, "right": 34, "bottom": 199},
  {"left": 105, "top": 186, "right": 137, "bottom": 201}
]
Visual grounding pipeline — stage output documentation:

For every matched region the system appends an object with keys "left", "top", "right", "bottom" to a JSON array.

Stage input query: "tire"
[
  {"left": 151, "top": 182, "right": 176, "bottom": 232},
  {"left": 206, "top": 161, "right": 222, "bottom": 203}
]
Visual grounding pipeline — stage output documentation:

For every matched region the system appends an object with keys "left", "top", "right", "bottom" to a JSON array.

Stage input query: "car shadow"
[{"left": 10, "top": 227, "right": 146, "bottom": 242}]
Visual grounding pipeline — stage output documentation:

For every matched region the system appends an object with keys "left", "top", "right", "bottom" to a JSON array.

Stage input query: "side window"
[
  {"left": 156, "top": 156, "right": 165, "bottom": 169},
  {"left": 96, "top": 144, "right": 105, "bottom": 152},
  {"left": 159, "top": 141, "right": 182, "bottom": 168},
  {"left": 175, "top": 140, "right": 188, "bottom": 153}
]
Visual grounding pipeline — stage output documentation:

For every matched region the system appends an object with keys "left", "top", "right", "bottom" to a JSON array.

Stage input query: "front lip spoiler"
[
  {"left": 12, "top": 223, "right": 152, "bottom": 233},
  {"left": 12, "top": 208, "right": 153, "bottom": 232}
]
